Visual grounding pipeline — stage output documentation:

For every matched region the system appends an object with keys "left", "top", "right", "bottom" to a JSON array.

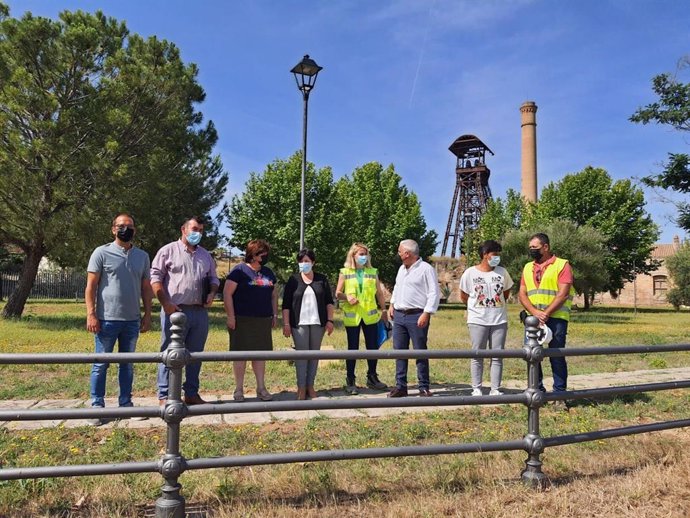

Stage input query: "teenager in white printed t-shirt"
[{"left": 459, "top": 240, "right": 514, "bottom": 396}]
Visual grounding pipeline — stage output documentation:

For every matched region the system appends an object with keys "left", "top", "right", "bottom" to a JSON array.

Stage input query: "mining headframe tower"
[{"left": 441, "top": 134, "right": 494, "bottom": 258}]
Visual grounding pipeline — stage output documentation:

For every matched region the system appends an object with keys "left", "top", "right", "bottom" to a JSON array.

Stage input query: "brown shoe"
[
  {"left": 418, "top": 388, "right": 432, "bottom": 397},
  {"left": 257, "top": 388, "right": 273, "bottom": 401},
  {"left": 387, "top": 387, "right": 408, "bottom": 398},
  {"left": 183, "top": 394, "right": 207, "bottom": 405}
]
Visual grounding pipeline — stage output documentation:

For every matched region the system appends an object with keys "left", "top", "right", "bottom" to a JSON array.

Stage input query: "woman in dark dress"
[{"left": 223, "top": 239, "right": 278, "bottom": 402}]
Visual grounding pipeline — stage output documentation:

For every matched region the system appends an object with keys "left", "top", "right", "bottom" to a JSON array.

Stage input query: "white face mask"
[{"left": 488, "top": 256, "right": 501, "bottom": 267}]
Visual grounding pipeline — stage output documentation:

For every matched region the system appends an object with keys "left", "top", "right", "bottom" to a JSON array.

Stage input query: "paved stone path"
[{"left": 3, "top": 367, "right": 690, "bottom": 430}]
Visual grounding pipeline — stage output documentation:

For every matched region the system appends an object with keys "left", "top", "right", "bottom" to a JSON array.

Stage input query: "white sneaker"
[
  {"left": 471, "top": 388, "right": 483, "bottom": 396},
  {"left": 489, "top": 389, "right": 503, "bottom": 396}
]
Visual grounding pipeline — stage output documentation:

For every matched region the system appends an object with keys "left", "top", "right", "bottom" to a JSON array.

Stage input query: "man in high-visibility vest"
[{"left": 518, "top": 233, "right": 575, "bottom": 400}]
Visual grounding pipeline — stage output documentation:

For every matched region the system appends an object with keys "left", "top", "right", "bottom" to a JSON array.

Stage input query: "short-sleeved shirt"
[
  {"left": 228, "top": 263, "right": 276, "bottom": 318},
  {"left": 87, "top": 243, "right": 150, "bottom": 321},
  {"left": 459, "top": 265, "right": 514, "bottom": 326},
  {"left": 150, "top": 240, "right": 220, "bottom": 306}
]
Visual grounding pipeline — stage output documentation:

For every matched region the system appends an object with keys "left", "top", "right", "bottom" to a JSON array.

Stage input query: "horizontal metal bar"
[
  {"left": 543, "top": 343, "right": 690, "bottom": 357},
  {"left": 186, "top": 393, "right": 529, "bottom": 416},
  {"left": 546, "top": 380, "right": 690, "bottom": 402},
  {"left": 196, "top": 349, "right": 529, "bottom": 361},
  {"left": 185, "top": 439, "right": 528, "bottom": 470},
  {"left": 544, "top": 418, "right": 690, "bottom": 448},
  {"left": 0, "top": 406, "right": 160, "bottom": 421},
  {"left": 0, "top": 349, "right": 527, "bottom": 366},
  {"left": 1, "top": 342, "right": 689, "bottom": 366},
  {"left": 0, "top": 394, "right": 528, "bottom": 422},
  {"left": 0, "top": 353, "right": 161, "bottom": 365},
  {"left": 0, "top": 460, "right": 159, "bottom": 481}
]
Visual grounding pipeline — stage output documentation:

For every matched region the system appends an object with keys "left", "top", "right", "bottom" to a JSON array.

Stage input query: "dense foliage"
[
  {"left": 665, "top": 243, "right": 690, "bottom": 309},
  {"left": 226, "top": 154, "right": 437, "bottom": 286},
  {"left": 0, "top": 5, "right": 228, "bottom": 317},
  {"left": 474, "top": 168, "right": 659, "bottom": 308},
  {"left": 630, "top": 57, "right": 690, "bottom": 230}
]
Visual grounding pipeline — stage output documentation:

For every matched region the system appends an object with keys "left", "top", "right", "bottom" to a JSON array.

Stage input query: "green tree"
[
  {"left": 501, "top": 220, "right": 610, "bottom": 309},
  {"left": 226, "top": 157, "right": 437, "bottom": 287},
  {"left": 472, "top": 188, "right": 542, "bottom": 263},
  {"left": 333, "top": 162, "right": 437, "bottom": 286},
  {"left": 537, "top": 167, "right": 659, "bottom": 295},
  {"left": 665, "top": 243, "right": 690, "bottom": 309},
  {"left": 0, "top": 6, "right": 227, "bottom": 318},
  {"left": 226, "top": 152, "right": 344, "bottom": 282},
  {"left": 630, "top": 57, "right": 690, "bottom": 229}
]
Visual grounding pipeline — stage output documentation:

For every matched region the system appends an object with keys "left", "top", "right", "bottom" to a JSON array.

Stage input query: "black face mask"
[
  {"left": 529, "top": 248, "right": 542, "bottom": 261},
  {"left": 117, "top": 227, "right": 134, "bottom": 243},
  {"left": 259, "top": 255, "right": 269, "bottom": 266}
]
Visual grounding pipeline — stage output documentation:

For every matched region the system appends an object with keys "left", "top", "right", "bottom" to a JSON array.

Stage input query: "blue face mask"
[
  {"left": 356, "top": 255, "right": 368, "bottom": 266},
  {"left": 298, "top": 262, "right": 312, "bottom": 274},
  {"left": 488, "top": 256, "right": 501, "bottom": 267},
  {"left": 186, "top": 231, "right": 202, "bottom": 246}
]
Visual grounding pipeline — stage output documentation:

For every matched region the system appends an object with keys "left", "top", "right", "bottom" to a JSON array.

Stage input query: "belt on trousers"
[{"left": 396, "top": 307, "right": 424, "bottom": 315}]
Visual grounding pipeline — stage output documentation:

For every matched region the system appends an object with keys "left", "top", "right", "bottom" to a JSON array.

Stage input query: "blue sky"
[{"left": 8, "top": 0, "right": 690, "bottom": 247}]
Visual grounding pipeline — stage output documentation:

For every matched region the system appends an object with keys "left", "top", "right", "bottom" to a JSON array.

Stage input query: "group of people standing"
[
  {"left": 85, "top": 214, "right": 441, "bottom": 424},
  {"left": 85, "top": 213, "right": 574, "bottom": 425}
]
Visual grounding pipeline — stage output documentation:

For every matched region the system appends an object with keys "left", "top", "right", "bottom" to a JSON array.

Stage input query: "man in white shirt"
[{"left": 387, "top": 239, "right": 440, "bottom": 397}]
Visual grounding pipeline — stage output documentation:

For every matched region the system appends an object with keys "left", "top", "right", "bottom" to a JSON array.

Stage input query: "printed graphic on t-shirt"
[
  {"left": 470, "top": 275, "right": 505, "bottom": 308},
  {"left": 250, "top": 273, "right": 274, "bottom": 287}
]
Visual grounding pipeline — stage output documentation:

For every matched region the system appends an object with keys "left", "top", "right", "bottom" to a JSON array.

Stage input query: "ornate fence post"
[
  {"left": 521, "top": 315, "right": 549, "bottom": 489},
  {"left": 155, "top": 312, "right": 189, "bottom": 518}
]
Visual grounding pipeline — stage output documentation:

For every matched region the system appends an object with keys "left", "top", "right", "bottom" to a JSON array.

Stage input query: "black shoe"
[
  {"left": 387, "top": 387, "right": 408, "bottom": 398},
  {"left": 345, "top": 377, "right": 358, "bottom": 395},
  {"left": 366, "top": 373, "right": 387, "bottom": 390}
]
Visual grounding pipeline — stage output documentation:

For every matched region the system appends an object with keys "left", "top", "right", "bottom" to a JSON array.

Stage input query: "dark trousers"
[
  {"left": 392, "top": 310, "right": 430, "bottom": 390},
  {"left": 538, "top": 317, "right": 568, "bottom": 393},
  {"left": 157, "top": 306, "right": 209, "bottom": 399},
  {"left": 345, "top": 320, "right": 379, "bottom": 379}
]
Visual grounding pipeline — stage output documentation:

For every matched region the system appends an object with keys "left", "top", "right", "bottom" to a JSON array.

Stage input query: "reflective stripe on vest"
[
  {"left": 340, "top": 267, "right": 380, "bottom": 326},
  {"left": 523, "top": 257, "right": 575, "bottom": 321}
]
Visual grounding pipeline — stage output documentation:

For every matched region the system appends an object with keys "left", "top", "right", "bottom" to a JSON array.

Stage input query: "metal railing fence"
[
  {"left": 0, "top": 270, "right": 86, "bottom": 300},
  {"left": 0, "top": 314, "right": 689, "bottom": 517}
]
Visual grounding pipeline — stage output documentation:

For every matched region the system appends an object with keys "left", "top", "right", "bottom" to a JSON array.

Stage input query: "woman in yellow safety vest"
[{"left": 335, "top": 243, "right": 389, "bottom": 395}]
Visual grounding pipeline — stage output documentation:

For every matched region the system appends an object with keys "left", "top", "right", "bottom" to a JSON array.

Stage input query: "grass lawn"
[
  {"left": 0, "top": 300, "right": 689, "bottom": 400},
  {"left": 1, "top": 301, "right": 690, "bottom": 517}
]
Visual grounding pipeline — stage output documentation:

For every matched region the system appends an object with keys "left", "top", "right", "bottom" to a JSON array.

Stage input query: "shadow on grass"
[
  {"left": 24, "top": 314, "right": 166, "bottom": 332},
  {"left": 547, "top": 464, "right": 639, "bottom": 488},
  {"left": 23, "top": 314, "right": 87, "bottom": 330},
  {"left": 570, "top": 314, "right": 634, "bottom": 324},
  {"left": 574, "top": 306, "right": 681, "bottom": 315},
  {"left": 437, "top": 303, "right": 467, "bottom": 311},
  {"left": 566, "top": 392, "right": 652, "bottom": 408}
]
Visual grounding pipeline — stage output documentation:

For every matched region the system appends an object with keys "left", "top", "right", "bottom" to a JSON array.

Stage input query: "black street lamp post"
[{"left": 291, "top": 54, "right": 323, "bottom": 251}]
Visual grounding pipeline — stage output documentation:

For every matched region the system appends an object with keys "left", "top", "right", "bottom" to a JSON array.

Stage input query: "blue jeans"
[
  {"left": 90, "top": 320, "right": 140, "bottom": 408},
  {"left": 345, "top": 320, "right": 379, "bottom": 379},
  {"left": 538, "top": 317, "right": 569, "bottom": 393},
  {"left": 392, "top": 310, "right": 430, "bottom": 390},
  {"left": 157, "top": 306, "right": 209, "bottom": 399}
]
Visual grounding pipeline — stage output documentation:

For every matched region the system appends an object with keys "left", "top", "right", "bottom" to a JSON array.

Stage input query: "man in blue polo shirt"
[{"left": 85, "top": 213, "right": 153, "bottom": 425}]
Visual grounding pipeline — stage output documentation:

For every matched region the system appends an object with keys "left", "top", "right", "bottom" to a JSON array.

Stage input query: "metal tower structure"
[{"left": 441, "top": 134, "right": 494, "bottom": 258}]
